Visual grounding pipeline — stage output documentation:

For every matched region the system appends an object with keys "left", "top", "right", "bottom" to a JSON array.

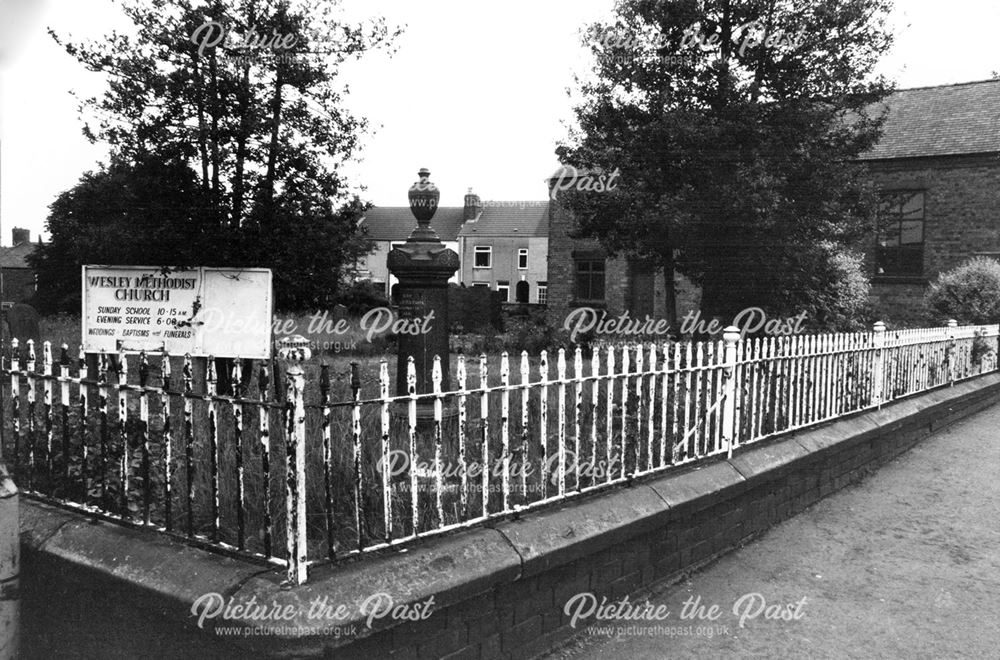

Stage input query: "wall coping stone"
[
  {"left": 793, "top": 416, "right": 880, "bottom": 456},
  {"left": 494, "top": 485, "right": 670, "bottom": 580},
  {"left": 647, "top": 461, "right": 746, "bottom": 511},
  {"left": 728, "top": 437, "right": 810, "bottom": 481}
]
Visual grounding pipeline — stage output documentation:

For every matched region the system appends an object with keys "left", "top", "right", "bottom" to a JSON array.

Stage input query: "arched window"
[{"left": 515, "top": 280, "right": 530, "bottom": 303}]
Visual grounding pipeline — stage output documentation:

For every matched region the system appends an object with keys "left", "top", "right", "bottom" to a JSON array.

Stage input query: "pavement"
[{"left": 545, "top": 403, "right": 1000, "bottom": 660}]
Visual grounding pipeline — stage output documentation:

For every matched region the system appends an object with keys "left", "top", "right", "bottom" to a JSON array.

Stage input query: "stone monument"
[{"left": 387, "top": 168, "right": 460, "bottom": 398}]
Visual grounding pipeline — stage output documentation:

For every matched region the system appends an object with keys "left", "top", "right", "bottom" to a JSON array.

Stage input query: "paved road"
[{"left": 547, "top": 404, "right": 1000, "bottom": 660}]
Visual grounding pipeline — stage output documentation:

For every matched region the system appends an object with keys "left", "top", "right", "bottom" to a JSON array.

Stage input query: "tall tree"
[
  {"left": 37, "top": 0, "right": 399, "bottom": 310},
  {"left": 557, "top": 0, "right": 894, "bottom": 327},
  {"left": 29, "top": 155, "right": 223, "bottom": 312}
]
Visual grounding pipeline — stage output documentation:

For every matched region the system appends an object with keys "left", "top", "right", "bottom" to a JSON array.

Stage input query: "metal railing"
[{"left": 2, "top": 320, "right": 996, "bottom": 584}]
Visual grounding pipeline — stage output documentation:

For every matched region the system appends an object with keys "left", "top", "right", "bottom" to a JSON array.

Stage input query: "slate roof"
[
  {"left": 359, "top": 207, "right": 467, "bottom": 242},
  {"left": 860, "top": 79, "right": 1000, "bottom": 161},
  {"left": 457, "top": 202, "right": 549, "bottom": 238},
  {"left": 0, "top": 242, "right": 34, "bottom": 269}
]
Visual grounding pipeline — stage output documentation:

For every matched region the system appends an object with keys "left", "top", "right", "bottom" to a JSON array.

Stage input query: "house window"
[
  {"left": 474, "top": 246, "right": 492, "bottom": 268},
  {"left": 877, "top": 191, "right": 925, "bottom": 276},
  {"left": 471, "top": 282, "right": 489, "bottom": 288},
  {"left": 515, "top": 280, "right": 530, "bottom": 303},
  {"left": 574, "top": 260, "right": 606, "bottom": 302},
  {"left": 496, "top": 280, "right": 510, "bottom": 302},
  {"left": 518, "top": 248, "right": 528, "bottom": 270},
  {"left": 537, "top": 282, "right": 548, "bottom": 305}
]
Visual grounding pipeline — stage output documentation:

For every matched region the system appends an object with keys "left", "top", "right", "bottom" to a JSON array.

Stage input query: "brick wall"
[
  {"left": 863, "top": 153, "right": 1000, "bottom": 322},
  {"left": 545, "top": 202, "right": 676, "bottom": 328},
  {"left": 545, "top": 198, "right": 629, "bottom": 326},
  {"left": 869, "top": 281, "right": 927, "bottom": 326},
  {"left": 329, "top": 375, "right": 1000, "bottom": 660},
  {"left": 1, "top": 268, "right": 34, "bottom": 305},
  {"left": 20, "top": 374, "right": 1000, "bottom": 659}
]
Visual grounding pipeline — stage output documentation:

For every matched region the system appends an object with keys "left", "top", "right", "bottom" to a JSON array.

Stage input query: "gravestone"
[
  {"left": 448, "top": 285, "right": 502, "bottom": 333},
  {"left": 4, "top": 303, "right": 41, "bottom": 358}
]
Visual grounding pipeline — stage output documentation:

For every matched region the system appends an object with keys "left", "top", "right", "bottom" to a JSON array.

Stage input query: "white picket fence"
[{"left": 2, "top": 320, "right": 997, "bottom": 584}]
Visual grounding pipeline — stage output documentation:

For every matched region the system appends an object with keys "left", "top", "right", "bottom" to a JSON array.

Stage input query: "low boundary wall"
[{"left": 19, "top": 373, "right": 1000, "bottom": 659}]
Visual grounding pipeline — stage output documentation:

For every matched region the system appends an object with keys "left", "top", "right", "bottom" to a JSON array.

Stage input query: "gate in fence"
[{"left": 1, "top": 321, "right": 996, "bottom": 584}]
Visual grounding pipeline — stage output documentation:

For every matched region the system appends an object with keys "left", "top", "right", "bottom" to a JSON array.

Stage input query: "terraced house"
[
  {"left": 458, "top": 192, "right": 548, "bottom": 304},
  {"left": 355, "top": 205, "right": 465, "bottom": 297},
  {"left": 356, "top": 189, "right": 549, "bottom": 304}
]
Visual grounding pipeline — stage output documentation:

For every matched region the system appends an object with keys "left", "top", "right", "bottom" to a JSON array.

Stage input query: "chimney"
[
  {"left": 12, "top": 228, "right": 29, "bottom": 246},
  {"left": 463, "top": 188, "right": 482, "bottom": 221}
]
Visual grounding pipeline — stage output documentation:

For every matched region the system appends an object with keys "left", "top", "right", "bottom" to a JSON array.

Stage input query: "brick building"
[
  {"left": 858, "top": 79, "right": 1000, "bottom": 323},
  {"left": 458, "top": 192, "right": 549, "bottom": 304},
  {"left": 544, "top": 170, "right": 699, "bottom": 329},
  {"left": 545, "top": 80, "right": 1000, "bottom": 328},
  {"left": 356, "top": 190, "right": 550, "bottom": 304},
  {"left": 356, "top": 206, "right": 465, "bottom": 297},
  {"left": 0, "top": 227, "right": 37, "bottom": 307}
]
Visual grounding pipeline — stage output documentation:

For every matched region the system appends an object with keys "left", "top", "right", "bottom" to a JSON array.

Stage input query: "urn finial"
[{"left": 408, "top": 168, "right": 440, "bottom": 228}]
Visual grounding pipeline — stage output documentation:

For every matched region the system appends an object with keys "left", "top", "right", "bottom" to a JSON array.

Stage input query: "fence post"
[
  {"left": 283, "top": 359, "right": 308, "bottom": 585},
  {"left": 9, "top": 340, "right": 19, "bottom": 475},
  {"left": 0, "top": 462, "right": 19, "bottom": 660},
  {"left": 722, "top": 326, "right": 740, "bottom": 458},
  {"left": 873, "top": 321, "right": 886, "bottom": 408},
  {"left": 946, "top": 319, "right": 957, "bottom": 386}
]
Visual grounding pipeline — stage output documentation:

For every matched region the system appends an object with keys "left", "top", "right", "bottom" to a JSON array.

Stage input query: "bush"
[
  {"left": 972, "top": 330, "right": 995, "bottom": 365},
  {"left": 503, "top": 317, "right": 558, "bottom": 354},
  {"left": 803, "top": 248, "right": 873, "bottom": 331},
  {"left": 924, "top": 257, "right": 1000, "bottom": 324},
  {"left": 336, "top": 280, "right": 390, "bottom": 315}
]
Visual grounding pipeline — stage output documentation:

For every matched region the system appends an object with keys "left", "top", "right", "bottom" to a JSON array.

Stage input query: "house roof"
[
  {"left": 860, "top": 79, "right": 1000, "bottom": 161},
  {"left": 359, "top": 207, "right": 467, "bottom": 242},
  {"left": 0, "top": 242, "right": 34, "bottom": 269},
  {"left": 458, "top": 202, "right": 549, "bottom": 238}
]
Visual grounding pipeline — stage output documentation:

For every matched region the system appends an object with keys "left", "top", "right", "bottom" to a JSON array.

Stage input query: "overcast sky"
[{"left": 1, "top": 0, "right": 999, "bottom": 245}]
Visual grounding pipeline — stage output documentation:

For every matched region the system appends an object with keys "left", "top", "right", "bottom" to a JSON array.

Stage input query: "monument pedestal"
[{"left": 387, "top": 168, "right": 460, "bottom": 416}]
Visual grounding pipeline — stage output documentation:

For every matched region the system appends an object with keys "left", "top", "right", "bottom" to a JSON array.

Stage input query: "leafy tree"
[
  {"left": 924, "top": 257, "right": 1000, "bottom": 325},
  {"left": 29, "top": 155, "right": 224, "bottom": 312},
  {"left": 557, "top": 0, "right": 894, "bottom": 327},
  {"left": 36, "top": 0, "right": 399, "bottom": 311}
]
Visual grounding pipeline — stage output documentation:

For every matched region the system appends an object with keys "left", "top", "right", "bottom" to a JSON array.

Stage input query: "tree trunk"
[
  {"left": 192, "top": 55, "right": 210, "bottom": 191},
  {"left": 749, "top": 0, "right": 777, "bottom": 103},
  {"left": 697, "top": 274, "right": 745, "bottom": 337},
  {"left": 208, "top": 46, "right": 221, "bottom": 203},
  {"left": 231, "top": 59, "right": 251, "bottom": 227},
  {"left": 661, "top": 250, "right": 678, "bottom": 331},
  {"left": 263, "top": 69, "right": 283, "bottom": 211},
  {"left": 716, "top": 0, "right": 733, "bottom": 108}
]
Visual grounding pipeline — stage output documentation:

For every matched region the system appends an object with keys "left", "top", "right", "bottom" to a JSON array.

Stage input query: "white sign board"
[{"left": 82, "top": 265, "right": 273, "bottom": 358}]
